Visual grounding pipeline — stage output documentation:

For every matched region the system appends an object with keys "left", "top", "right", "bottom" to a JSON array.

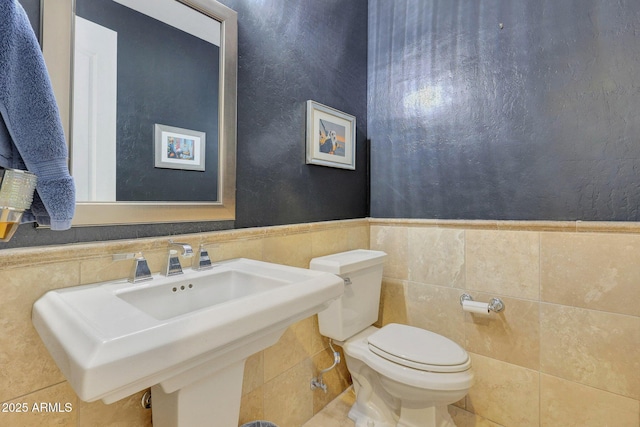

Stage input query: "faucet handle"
[
  {"left": 164, "top": 249, "right": 184, "bottom": 276},
  {"left": 194, "top": 244, "right": 215, "bottom": 271},
  {"left": 113, "top": 252, "right": 153, "bottom": 283}
]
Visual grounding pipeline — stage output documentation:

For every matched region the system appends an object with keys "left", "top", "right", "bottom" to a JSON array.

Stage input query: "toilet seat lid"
[{"left": 367, "top": 324, "right": 470, "bottom": 373}]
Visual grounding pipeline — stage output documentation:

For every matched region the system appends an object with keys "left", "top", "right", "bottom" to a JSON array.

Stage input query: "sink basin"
[
  {"left": 33, "top": 258, "right": 343, "bottom": 426},
  {"left": 117, "top": 269, "right": 292, "bottom": 320}
]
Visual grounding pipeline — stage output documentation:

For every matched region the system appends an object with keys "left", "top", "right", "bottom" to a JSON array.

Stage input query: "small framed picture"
[
  {"left": 154, "top": 124, "right": 206, "bottom": 171},
  {"left": 306, "top": 100, "right": 356, "bottom": 170}
]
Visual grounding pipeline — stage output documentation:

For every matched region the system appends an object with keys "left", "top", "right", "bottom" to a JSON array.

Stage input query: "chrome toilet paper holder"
[{"left": 459, "top": 293, "right": 505, "bottom": 313}]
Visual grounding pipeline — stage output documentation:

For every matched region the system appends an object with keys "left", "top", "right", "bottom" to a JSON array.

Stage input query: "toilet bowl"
[
  {"left": 340, "top": 325, "right": 472, "bottom": 427},
  {"left": 310, "top": 250, "right": 473, "bottom": 427}
]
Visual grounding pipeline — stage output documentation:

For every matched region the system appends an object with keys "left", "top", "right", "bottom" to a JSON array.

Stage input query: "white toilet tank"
[{"left": 310, "top": 250, "right": 387, "bottom": 341}]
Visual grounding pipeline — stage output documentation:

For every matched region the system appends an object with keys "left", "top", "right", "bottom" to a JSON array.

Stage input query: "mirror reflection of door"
[
  {"left": 72, "top": 0, "right": 220, "bottom": 203},
  {"left": 73, "top": 16, "right": 117, "bottom": 201}
]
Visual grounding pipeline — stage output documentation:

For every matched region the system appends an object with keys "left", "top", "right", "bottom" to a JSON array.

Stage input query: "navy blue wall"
[
  {"left": 4, "top": 0, "right": 368, "bottom": 248},
  {"left": 369, "top": 0, "right": 640, "bottom": 221},
  {"left": 12, "top": 0, "right": 638, "bottom": 249},
  {"left": 220, "top": 0, "right": 369, "bottom": 228}
]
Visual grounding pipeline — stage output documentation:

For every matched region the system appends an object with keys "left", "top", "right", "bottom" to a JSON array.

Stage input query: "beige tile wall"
[
  {"left": 2, "top": 217, "right": 639, "bottom": 427},
  {"left": 371, "top": 219, "right": 640, "bottom": 427},
  {"left": 0, "top": 219, "right": 366, "bottom": 427}
]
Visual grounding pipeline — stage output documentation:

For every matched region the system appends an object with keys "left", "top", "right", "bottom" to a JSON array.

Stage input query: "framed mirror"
[{"left": 41, "top": 0, "right": 237, "bottom": 226}]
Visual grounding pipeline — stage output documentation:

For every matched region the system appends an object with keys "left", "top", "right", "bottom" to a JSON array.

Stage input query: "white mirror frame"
[{"left": 41, "top": 0, "right": 237, "bottom": 226}]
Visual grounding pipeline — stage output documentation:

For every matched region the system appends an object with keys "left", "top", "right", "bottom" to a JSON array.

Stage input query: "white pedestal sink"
[{"left": 32, "top": 258, "right": 344, "bottom": 427}]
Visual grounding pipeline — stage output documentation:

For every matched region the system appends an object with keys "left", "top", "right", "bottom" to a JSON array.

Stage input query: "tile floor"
[{"left": 302, "top": 387, "right": 355, "bottom": 427}]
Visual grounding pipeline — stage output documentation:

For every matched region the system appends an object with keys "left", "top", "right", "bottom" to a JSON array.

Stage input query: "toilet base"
[
  {"left": 348, "top": 404, "right": 393, "bottom": 427},
  {"left": 348, "top": 401, "right": 456, "bottom": 427},
  {"left": 397, "top": 404, "right": 456, "bottom": 427},
  {"left": 347, "top": 372, "right": 458, "bottom": 427}
]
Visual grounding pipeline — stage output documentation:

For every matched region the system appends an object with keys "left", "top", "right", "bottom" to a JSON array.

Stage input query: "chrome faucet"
[
  {"left": 164, "top": 240, "right": 194, "bottom": 276},
  {"left": 168, "top": 240, "right": 194, "bottom": 257}
]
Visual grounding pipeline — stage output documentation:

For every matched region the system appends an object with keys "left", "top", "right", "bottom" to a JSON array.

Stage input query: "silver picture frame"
[
  {"left": 154, "top": 124, "right": 206, "bottom": 171},
  {"left": 306, "top": 100, "right": 356, "bottom": 170}
]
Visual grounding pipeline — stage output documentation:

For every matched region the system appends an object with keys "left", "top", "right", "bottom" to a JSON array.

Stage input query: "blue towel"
[{"left": 0, "top": 0, "right": 75, "bottom": 230}]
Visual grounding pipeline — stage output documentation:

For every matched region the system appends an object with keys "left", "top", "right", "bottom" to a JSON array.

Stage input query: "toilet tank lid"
[{"left": 310, "top": 249, "right": 387, "bottom": 275}]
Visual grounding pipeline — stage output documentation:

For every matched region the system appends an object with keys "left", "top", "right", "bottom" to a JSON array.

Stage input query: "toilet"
[{"left": 310, "top": 250, "right": 473, "bottom": 427}]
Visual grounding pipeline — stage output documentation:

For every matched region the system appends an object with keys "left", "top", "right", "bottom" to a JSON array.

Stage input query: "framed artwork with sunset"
[{"left": 305, "top": 100, "right": 356, "bottom": 170}]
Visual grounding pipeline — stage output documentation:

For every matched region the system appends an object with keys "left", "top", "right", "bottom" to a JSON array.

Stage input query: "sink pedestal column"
[{"left": 151, "top": 360, "right": 245, "bottom": 427}]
